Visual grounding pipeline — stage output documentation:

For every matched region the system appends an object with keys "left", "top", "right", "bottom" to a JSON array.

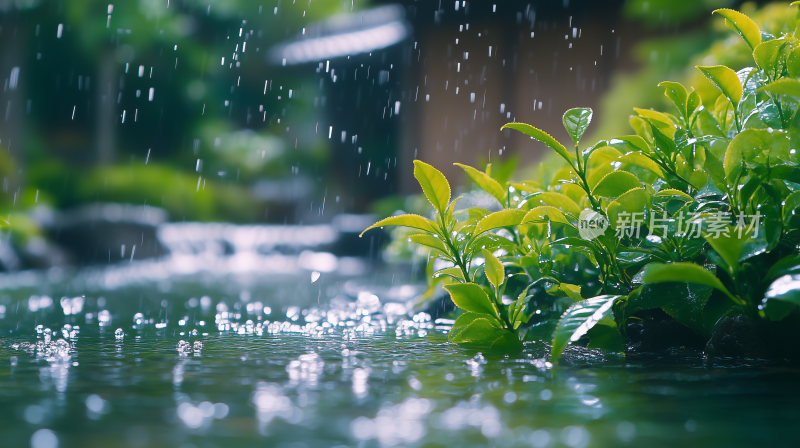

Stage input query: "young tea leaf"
[
  {"left": 551, "top": 295, "right": 620, "bottom": 361},
  {"left": 591, "top": 171, "right": 641, "bottom": 197},
  {"left": 521, "top": 206, "right": 571, "bottom": 226},
  {"left": 562, "top": 108, "right": 593, "bottom": 145},
  {"left": 444, "top": 283, "right": 500, "bottom": 319},
  {"left": 360, "top": 214, "right": 439, "bottom": 237},
  {"left": 448, "top": 312, "right": 503, "bottom": 342},
  {"left": 658, "top": 81, "right": 689, "bottom": 121},
  {"left": 482, "top": 249, "right": 505, "bottom": 291},
  {"left": 712, "top": 8, "right": 762, "bottom": 50},
  {"left": 757, "top": 78, "right": 800, "bottom": 98},
  {"left": 413, "top": 160, "right": 451, "bottom": 216},
  {"left": 475, "top": 209, "right": 526, "bottom": 235},
  {"left": 409, "top": 234, "right": 448, "bottom": 254},
  {"left": 454, "top": 163, "right": 506, "bottom": 205},
  {"left": 697, "top": 65, "right": 743, "bottom": 108},
  {"left": 501, "top": 123, "right": 575, "bottom": 165}
]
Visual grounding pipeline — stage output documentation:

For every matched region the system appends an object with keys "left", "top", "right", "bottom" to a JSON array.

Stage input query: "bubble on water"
[
  {"left": 30, "top": 429, "right": 58, "bottom": 448},
  {"left": 115, "top": 328, "right": 124, "bottom": 339},
  {"left": 193, "top": 341, "right": 203, "bottom": 351},
  {"left": 133, "top": 313, "right": 144, "bottom": 325}
]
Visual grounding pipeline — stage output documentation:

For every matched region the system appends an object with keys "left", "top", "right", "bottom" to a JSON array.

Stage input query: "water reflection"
[{"left": 0, "top": 264, "right": 799, "bottom": 447}]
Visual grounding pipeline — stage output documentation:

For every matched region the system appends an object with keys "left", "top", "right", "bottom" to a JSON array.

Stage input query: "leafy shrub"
[{"left": 363, "top": 7, "right": 800, "bottom": 360}]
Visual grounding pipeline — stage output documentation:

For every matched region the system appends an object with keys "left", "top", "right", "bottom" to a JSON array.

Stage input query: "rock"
[
  {"left": 705, "top": 314, "right": 770, "bottom": 358},
  {"left": 626, "top": 318, "right": 705, "bottom": 352}
]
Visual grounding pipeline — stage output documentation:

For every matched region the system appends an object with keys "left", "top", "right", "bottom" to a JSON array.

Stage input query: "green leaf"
[
  {"left": 524, "top": 192, "right": 581, "bottom": 215},
  {"left": 448, "top": 312, "right": 502, "bottom": 341},
  {"left": 444, "top": 283, "right": 500, "bottom": 319},
  {"left": 724, "top": 128, "right": 788, "bottom": 180},
  {"left": 586, "top": 323, "right": 625, "bottom": 353},
  {"left": 559, "top": 283, "right": 583, "bottom": 301},
  {"left": 753, "top": 39, "right": 792, "bottom": 80},
  {"left": 475, "top": 209, "right": 526, "bottom": 235},
  {"left": 481, "top": 249, "right": 505, "bottom": 291},
  {"left": 409, "top": 234, "right": 448, "bottom": 254},
  {"left": 658, "top": 81, "right": 689, "bottom": 121},
  {"left": 521, "top": 206, "right": 571, "bottom": 226},
  {"left": 562, "top": 107, "right": 593, "bottom": 145},
  {"left": 704, "top": 152, "right": 728, "bottom": 193},
  {"left": 501, "top": 122, "right": 575, "bottom": 164},
  {"left": 616, "top": 152, "right": 665, "bottom": 178},
  {"left": 448, "top": 312, "right": 522, "bottom": 352},
  {"left": 434, "top": 267, "right": 465, "bottom": 282},
  {"left": 758, "top": 78, "right": 800, "bottom": 97},
  {"left": 360, "top": 214, "right": 439, "bottom": 237},
  {"left": 697, "top": 65, "right": 743, "bottom": 108},
  {"left": 606, "top": 188, "right": 648, "bottom": 229},
  {"left": 607, "top": 135, "right": 651, "bottom": 154},
  {"left": 712, "top": 8, "right": 762, "bottom": 50},
  {"left": 413, "top": 160, "right": 451, "bottom": 215},
  {"left": 766, "top": 254, "right": 800, "bottom": 281},
  {"left": 641, "top": 262, "right": 742, "bottom": 305},
  {"left": 592, "top": 171, "right": 642, "bottom": 197},
  {"left": 787, "top": 46, "right": 800, "bottom": 78},
  {"left": 762, "top": 274, "right": 800, "bottom": 320},
  {"left": 551, "top": 295, "right": 620, "bottom": 361},
  {"left": 783, "top": 191, "right": 800, "bottom": 223},
  {"left": 654, "top": 189, "right": 694, "bottom": 201},
  {"left": 454, "top": 163, "right": 506, "bottom": 205},
  {"left": 626, "top": 282, "right": 713, "bottom": 335}
]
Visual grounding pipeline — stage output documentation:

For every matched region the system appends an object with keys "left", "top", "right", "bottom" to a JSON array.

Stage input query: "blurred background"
[{"left": 0, "top": 0, "right": 781, "bottom": 270}]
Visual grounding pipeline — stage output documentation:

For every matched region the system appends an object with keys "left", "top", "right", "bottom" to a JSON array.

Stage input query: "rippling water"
[{"left": 1, "top": 261, "right": 799, "bottom": 448}]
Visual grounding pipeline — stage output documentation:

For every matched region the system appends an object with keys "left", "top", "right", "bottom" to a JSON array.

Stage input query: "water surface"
[{"left": 1, "top": 263, "right": 798, "bottom": 448}]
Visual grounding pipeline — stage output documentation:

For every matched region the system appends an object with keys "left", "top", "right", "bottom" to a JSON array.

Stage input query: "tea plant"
[{"left": 363, "top": 6, "right": 800, "bottom": 360}]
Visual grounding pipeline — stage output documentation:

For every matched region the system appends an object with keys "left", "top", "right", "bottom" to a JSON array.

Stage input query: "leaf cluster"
[{"left": 363, "top": 6, "right": 800, "bottom": 360}]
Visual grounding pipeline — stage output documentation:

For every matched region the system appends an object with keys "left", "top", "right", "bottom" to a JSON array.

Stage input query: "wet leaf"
[
  {"left": 757, "top": 78, "right": 800, "bottom": 97},
  {"left": 641, "top": 262, "right": 742, "bottom": 305},
  {"left": 481, "top": 249, "right": 504, "bottom": 291},
  {"left": 551, "top": 295, "right": 620, "bottom": 361},
  {"left": 501, "top": 122, "right": 575, "bottom": 164},
  {"left": 658, "top": 81, "right": 689, "bottom": 121},
  {"left": 409, "top": 234, "right": 448, "bottom": 254},
  {"left": 524, "top": 192, "right": 581, "bottom": 215},
  {"left": 360, "top": 214, "right": 439, "bottom": 237},
  {"left": 413, "top": 160, "right": 451, "bottom": 215},
  {"left": 697, "top": 65, "right": 743, "bottom": 108},
  {"left": 444, "top": 283, "right": 499, "bottom": 319},
  {"left": 521, "top": 206, "right": 571, "bottom": 226},
  {"left": 475, "top": 209, "right": 526, "bottom": 235},
  {"left": 586, "top": 322, "right": 625, "bottom": 353},
  {"left": 626, "top": 282, "right": 714, "bottom": 335},
  {"left": 762, "top": 274, "right": 800, "bottom": 320},
  {"left": 592, "top": 171, "right": 641, "bottom": 197},
  {"left": 713, "top": 8, "right": 762, "bottom": 50},
  {"left": 454, "top": 163, "right": 506, "bottom": 206},
  {"left": 562, "top": 107, "right": 593, "bottom": 145}
]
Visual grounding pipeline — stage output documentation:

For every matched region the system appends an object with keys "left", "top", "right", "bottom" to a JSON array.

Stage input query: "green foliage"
[{"left": 364, "top": 6, "right": 800, "bottom": 360}]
